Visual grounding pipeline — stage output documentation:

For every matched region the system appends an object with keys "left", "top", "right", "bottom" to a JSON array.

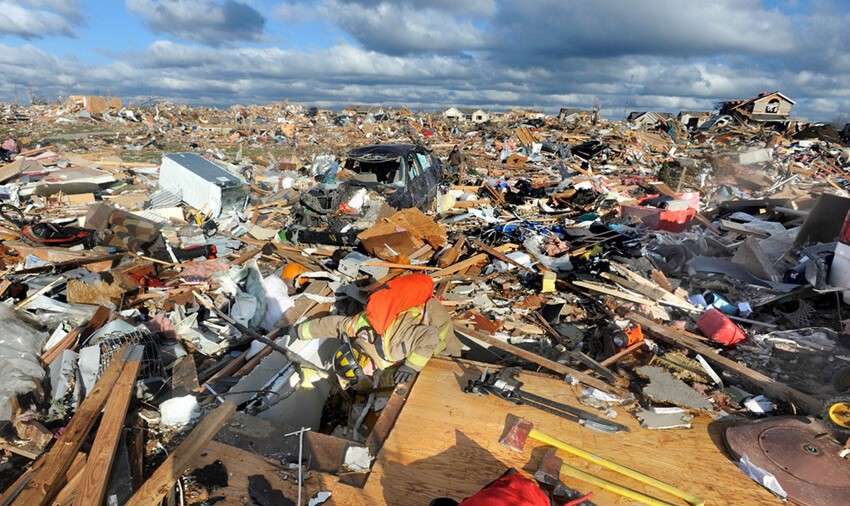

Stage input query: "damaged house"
[
  {"left": 627, "top": 111, "right": 675, "bottom": 129},
  {"left": 676, "top": 110, "right": 712, "bottom": 129},
  {"left": 720, "top": 91, "right": 795, "bottom": 124}
]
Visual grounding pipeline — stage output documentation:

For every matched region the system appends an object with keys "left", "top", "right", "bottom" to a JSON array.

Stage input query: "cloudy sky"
[{"left": 0, "top": 0, "right": 848, "bottom": 121}]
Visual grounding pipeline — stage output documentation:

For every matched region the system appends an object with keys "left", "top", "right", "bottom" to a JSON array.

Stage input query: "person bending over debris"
[{"left": 295, "top": 274, "right": 462, "bottom": 387}]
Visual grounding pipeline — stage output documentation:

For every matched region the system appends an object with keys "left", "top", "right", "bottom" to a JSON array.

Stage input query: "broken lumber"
[
  {"left": 432, "top": 243, "right": 514, "bottom": 278},
  {"left": 124, "top": 402, "right": 236, "bottom": 506},
  {"left": 454, "top": 324, "right": 629, "bottom": 397},
  {"left": 626, "top": 312, "right": 821, "bottom": 414},
  {"left": 76, "top": 345, "right": 144, "bottom": 505},
  {"left": 11, "top": 345, "right": 131, "bottom": 506}
]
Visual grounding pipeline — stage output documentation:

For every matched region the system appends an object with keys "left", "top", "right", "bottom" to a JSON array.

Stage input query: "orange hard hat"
[{"left": 282, "top": 263, "right": 310, "bottom": 285}]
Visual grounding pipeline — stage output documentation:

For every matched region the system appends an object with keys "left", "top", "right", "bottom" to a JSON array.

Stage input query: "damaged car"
[{"left": 288, "top": 143, "right": 442, "bottom": 245}]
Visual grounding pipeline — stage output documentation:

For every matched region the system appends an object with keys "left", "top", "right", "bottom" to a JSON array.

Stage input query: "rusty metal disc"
[{"left": 724, "top": 416, "right": 850, "bottom": 506}]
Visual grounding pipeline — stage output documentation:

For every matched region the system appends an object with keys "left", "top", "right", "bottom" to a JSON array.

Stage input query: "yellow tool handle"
[
  {"left": 530, "top": 428, "right": 705, "bottom": 506},
  {"left": 559, "top": 463, "right": 675, "bottom": 506}
]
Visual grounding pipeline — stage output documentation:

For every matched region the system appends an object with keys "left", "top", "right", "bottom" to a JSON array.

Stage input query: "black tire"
[{"left": 831, "top": 364, "right": 850, "bottom": 393}]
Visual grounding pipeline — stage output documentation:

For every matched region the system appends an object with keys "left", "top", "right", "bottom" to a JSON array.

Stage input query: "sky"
[{"left": 0, "top": 0, "right": 848, "bottom": 121}]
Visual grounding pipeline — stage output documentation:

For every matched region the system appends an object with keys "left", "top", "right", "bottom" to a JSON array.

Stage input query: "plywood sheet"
[{"left": 196, "top": 359, "right": 780, "bottom": 505}]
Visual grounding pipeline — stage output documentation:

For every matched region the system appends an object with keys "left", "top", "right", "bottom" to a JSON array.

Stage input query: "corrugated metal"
[{"left": 149, "top": 187, "right": 183, "bottom": 209}]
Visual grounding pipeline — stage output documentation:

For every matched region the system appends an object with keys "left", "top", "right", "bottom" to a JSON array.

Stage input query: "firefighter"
[{"left": 294, "top": 275, "right": 462, "bottom": 386}]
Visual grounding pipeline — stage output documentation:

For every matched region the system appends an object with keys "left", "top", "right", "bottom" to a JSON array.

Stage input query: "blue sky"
[{"left": 0, "top": 0, "right": 848, "bottom": 121}]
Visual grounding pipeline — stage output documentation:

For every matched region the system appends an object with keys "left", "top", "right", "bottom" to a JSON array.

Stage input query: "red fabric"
[
  {"left": 458, "top": 472, "right": 551, "bottom": 506},
  {"left": 366, "top": 273, "right": 434, "bottom": 335}
]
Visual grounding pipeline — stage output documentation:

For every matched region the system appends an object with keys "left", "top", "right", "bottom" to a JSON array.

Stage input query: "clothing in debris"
[
  {"left": 296, "top": 297, "right": 462, "bottom": 372},
  {"left": 429, "top": 469, "right": 552, "bottom": 506}
]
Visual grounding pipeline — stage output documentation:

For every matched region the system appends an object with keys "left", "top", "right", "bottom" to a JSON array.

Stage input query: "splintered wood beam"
[
  {"left": 11, "top": 345, "right": 131, "bottom": 506},
  {"left": 454, "top": 324, "right": 628, "bottom": 397},
  {"left": 431, "top": 243, "right": 515, "bottom": 278},
  {"left": 626, "top": 311, "right": 822, "bottom": 414},
  {"left": 41, "top": 305, "right": 112, "bottom": 366},
  {"left": 124, "top": 402, "right": 236, "bottom": 506},
  {"left": 471, "top": 238, "right": 536, "bottom": 274},
  {"left": 76, "top": 345, "right": 144, "bottom": 506},
  {"left": 439, "top": 236, "right": 466, "bottom": 268}
]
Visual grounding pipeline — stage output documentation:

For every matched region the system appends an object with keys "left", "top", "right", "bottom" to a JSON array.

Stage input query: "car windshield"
[{"left": 346, "top": 157, "right": 405, "bottom": 186}]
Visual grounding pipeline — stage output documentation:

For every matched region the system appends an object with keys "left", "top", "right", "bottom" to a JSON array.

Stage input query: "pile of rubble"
[{"left": 0, "top": 94, "right": 849, "bottom": 505}]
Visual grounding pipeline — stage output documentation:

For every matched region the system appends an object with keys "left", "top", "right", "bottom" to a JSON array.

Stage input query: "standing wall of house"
[{"left": 753, "top": 97, "right": 792, "bottom": 116}]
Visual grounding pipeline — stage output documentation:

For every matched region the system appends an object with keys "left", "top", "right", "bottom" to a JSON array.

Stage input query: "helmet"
[
  {"left": 333, "top": 340, "right": 372, "bottom": 386},
  {"left": 282, "top": 263, "right": 310, "bottom": 286}
]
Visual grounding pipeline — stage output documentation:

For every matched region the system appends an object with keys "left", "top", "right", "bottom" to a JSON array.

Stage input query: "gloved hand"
[{"left": 393, "top": 364, "right": 416, "bottom": 384}]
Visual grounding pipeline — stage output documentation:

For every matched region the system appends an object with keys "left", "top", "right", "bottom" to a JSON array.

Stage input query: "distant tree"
[{"left": 28, "top": 88, "right": 47, "bottom": 105}]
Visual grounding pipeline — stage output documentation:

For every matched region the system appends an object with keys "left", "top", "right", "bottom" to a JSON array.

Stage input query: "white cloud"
[
  {"left": 126, "top": 0, "right": 266, "bottom": 46},
  {"left": 0, "top": 1, "right": 84, "bottom": 39},
  {"left": 1, "top": 1, "right": 849, "bottom": 122}
]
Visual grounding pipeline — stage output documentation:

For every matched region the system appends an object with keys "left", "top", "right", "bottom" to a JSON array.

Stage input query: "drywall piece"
[
  {"left": 738, "top": 148, "right": 772, "bottom": 165},
  {"left": 635, "top": 408, "right": 694, "bottom": 429},
  {"left": 309, "top": 491, "right": 332, "bottom": 505},
  {"left": 637, "top": 366, "right": 713, "bottom": 410},
  {"left": 77, "top": 345, "right": 101, "bottom": 399},
  {"left": 159, "top": 395, "right": 200, "bottom": 427},
  {"left": 343, "top": 445, "right": 372, "bottom": 472},
  {"left": 731, "top": 237, "right": 779, "bottom": 281},
  {"left": 226, "top": 350, "right": 293, "bottom": 406}
]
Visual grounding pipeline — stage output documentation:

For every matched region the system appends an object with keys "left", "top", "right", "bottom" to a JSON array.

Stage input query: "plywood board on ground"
[{"left": 195, "top": 358, "right": 779, "bottom": 505}]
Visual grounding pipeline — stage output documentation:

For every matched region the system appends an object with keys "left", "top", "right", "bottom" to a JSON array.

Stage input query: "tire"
[
  {"left": 831, "top": 364, "right": 850, "bottom": 393},
  {"left": 822, "top": 394, "right": 850, "bottom": 436}
]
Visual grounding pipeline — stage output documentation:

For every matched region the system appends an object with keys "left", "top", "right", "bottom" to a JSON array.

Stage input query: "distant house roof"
[
  {"left": 678, "top": 111, "right": 710, "bottom": 117},
  {"left": 628, "top": 111, "right": 673, "bottom": 122}
]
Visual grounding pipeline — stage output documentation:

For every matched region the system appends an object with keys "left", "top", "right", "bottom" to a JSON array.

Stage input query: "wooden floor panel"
[{"left": 195, "top": 358, "right": 779, "bottom": 505}]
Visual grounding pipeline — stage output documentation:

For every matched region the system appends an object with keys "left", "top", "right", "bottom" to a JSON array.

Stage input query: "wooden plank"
[
  {"left": 12, "top": 345, "right": 130, "bottom": 506},
  {"left": 454, "top": 324, "right": 628, "bottom": 397},
  {"left": 232, "top": 246, "right": 263, "bottom": 266},
  {"left": 0, "top": 453, "right": 86, "bottom": 506},
  {"left": 49, "top": 453, "right": 88, "bottom": 506},
  {"left": 41, "top": 306, "right": 111, "bottom": 365},
  {"left": 124, "top": 402, "right": 236, "bottom": 506},
  {"left": 76, "top": 345, "right": 144, "bottom": 506},
  {"left": 625, "top": 311, "right": 822, "bottom": 414},
  {"left": 572, "top": 280, "right": 660, "bottom": 307},
  {"left": 718, "top": 220, "right": 771, "bottom": 238},
  {"left": 15, "top": 277, "right": 65, "bottom": 311},
  {"left": 471, "top": 238, "right": 535, "bottom": 274},
  {"left": 431, "top": 244, "right": 514, "bottom": 278},
  {"left": 12, "top": 254, "right": 123, "bottom": 275},
  {"left": 453, "top": 199, "right": 490, "bottom": 208},
  {"left": 197, "top": 349, "right": 250, "bottom": 391},
  {"left": 363, "top": 261, "right": 440, "bottom": 271}
]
